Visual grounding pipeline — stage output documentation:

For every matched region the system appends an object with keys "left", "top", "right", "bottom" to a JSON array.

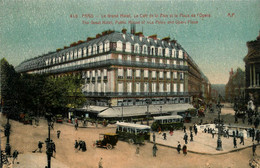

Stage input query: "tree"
[{"left": 0, "top": 58, "right": 21, "bottom": 119}]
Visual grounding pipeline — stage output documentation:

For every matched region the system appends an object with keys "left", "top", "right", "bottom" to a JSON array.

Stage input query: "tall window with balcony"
[
  {"left": 136, "top": 69, "right": 141, "bottom": 79},
  {"left": 136, "top": 83, "right": 140, "bottom": 94},
  {"left": 118, "top": 82, "right": 123, "bottom": 94},
  {"left": 144, "top": 83, "right": 149, "bottom": 92},
  {"left": 103, "top": 69, "right": 107, "bottom": 80},
  {"left": 127, "top": 82, "right": 132, "bottom": 94},
  {"left": 152, "top": 71, "right": 156, "bottom": 80},
  {"left": 180, "top": 83, "right": 184, "bottom": 93},
  {"left": 180, "top": 72, "right": 184, "bottom": 80},
  {"left": 152, "top": 83, "right": 156, "bottom": 92},
  {"left": 173, "top": 72, "right": 177, "bottom": 79},
  {"left": 118, "top": 68, "right": 123, "bottom": 79},
  {"left": 166, "top": 71, "right": 171, "bottom": 79},
  {"left": 127, "top": 69, "right": 132, "bottom": 79},
  {"left": 144, "top": 70, "right": 148, "bottom": 79},
  {"left": 173, "top": 83, "right": 177, "bottom": 93},
  {"left": 166, "top": 83, "right": 171, "bottom": 92},
  {"left": 159, "top": 83, "right": 164, "bottom": 92},
  {"left": 159, "top": 71, "right": 164, "bottom": 79}
]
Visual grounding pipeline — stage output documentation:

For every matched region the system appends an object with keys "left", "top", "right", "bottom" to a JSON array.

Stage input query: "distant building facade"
[
  {"left": 225, "top": 68, "right": 245, "bottom": 102},
  {"left": 244, "top": 32, "right": 260, "bottom": 106},
  {"left": 16, "top": 28, "right": 210, "bottom": 107}
]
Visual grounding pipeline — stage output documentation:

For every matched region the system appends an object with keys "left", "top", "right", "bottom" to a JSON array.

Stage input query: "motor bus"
[
  {"left": 151, "top": 115, "right": 184, "bottom": 131},
  {"left": 116, "top": 122, "right": 151, "bottom": 144}
]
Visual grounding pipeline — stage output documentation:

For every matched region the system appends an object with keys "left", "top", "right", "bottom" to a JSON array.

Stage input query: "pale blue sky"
[{"left": 0, "top": 0, "right": 259, "bottom": 84}]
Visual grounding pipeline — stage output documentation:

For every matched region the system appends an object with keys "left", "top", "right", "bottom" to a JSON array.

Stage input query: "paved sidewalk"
[{"left": 152, "top": 130, "right": 256, "bottom": 155}]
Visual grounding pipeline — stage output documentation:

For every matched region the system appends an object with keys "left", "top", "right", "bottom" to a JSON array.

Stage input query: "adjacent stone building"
[{"left": 244, "top": 32, "right": 260, "bottom": 107}]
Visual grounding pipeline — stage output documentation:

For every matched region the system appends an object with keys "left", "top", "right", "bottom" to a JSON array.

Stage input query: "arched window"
[
  {"left": 83, "top": 47, "right": 87, "bottom": 56},
  {"left": 165, "top": 48, "right": 169, "bottom": 57},
  {"left": 125, "top": 42, "right": 131, "bottom": 52},
  {"left": 143, "top": 45, "right": 147, "bottom": 54},
  {"left": 74, "top": 49, "right": 77, "bottom": 59},
  {"left": 78, "top": 48, "right": 82, "bottom": 58},
  {"left": 158, "top": 47, "right": 162, "bottom": 56},
  {"left": 99, "top": 43, "right": 103, "bottom": 53},
  {"left": 70, "top": 51, "right": 73, "bottom": 60},
  {"left": 93, "top": 44, "right": 97, "bottom": 55},
  {"left": 134, "top": 43, "right": 139, "bottom": 53},
  {"left": 179, "top": 50, "right": 183, "bottom": 58},
  {"left": 88, "top": 46, "right": 92, "bottom": 55},
  {"left": 150, "top": 46, "right": 155, "bottom": 56},
  {"left": 105, "top": 40, "right": 110, "bottom": 52},
  {"left": 116, "top": 41, "right": 123, "bottom": 51},
  {"left": 172, "top": 49, "right": 176, "bottom": 58}
]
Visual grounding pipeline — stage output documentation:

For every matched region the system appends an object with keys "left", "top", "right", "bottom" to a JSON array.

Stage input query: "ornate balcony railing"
[{"left": 82, "top": 91, "right": 190, "bottom": 98}]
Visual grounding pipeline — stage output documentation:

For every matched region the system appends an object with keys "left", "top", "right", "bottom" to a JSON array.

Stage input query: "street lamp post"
[
  {"left": 45, "top": 113, "right": 53, "bottom": 168},
  {"left": 146, "top": 99, "right": 151, "bottom": 126},
  {"left": 216, "top": 101, "right": 224, "bottom": 151},
  {"left": 121, "top": 103, "right": 124, "bottom": 122}
]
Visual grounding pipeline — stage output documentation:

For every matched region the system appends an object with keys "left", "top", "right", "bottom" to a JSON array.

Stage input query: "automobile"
[{"left": 94, "top": 133, "right": 118, "bottom": 150}]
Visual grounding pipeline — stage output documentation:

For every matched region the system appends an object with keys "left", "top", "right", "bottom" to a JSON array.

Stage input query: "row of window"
[
  {"left": 43, "top": 40, "right": 184, "bottom": 67},
  {"left": 118, "top": 69, "right": 184, "bottom": 80},
  {"left": 83, "top": 81, "right": 184, "bottom": 93},
  {"left": 117, "top": 54, "right": 185, "bottom": 65},
  {"left": 117, "top": 82, "right": 184, "bottom": 93}
]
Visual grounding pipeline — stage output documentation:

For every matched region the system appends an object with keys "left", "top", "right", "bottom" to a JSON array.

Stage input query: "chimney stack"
[{"left": 122, "top": 28, "right": 127, "bottom": 34}]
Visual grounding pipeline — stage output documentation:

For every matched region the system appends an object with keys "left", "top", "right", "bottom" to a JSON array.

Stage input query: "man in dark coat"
[
  {"left": 190, "top": 132, "right": 193, "bottom": 141},
  {"left": 177, "top": 142, "right": 181, "bottom": 154},
  {"left": 153, "top": 144, "right": 158, "bottom": 157},
  {"left": 12, "top": 150, "right": 19, "bottom": 164},
  {"left": 194, "top": 126, "right": 198, "bottom": 135},
  {"left": 233, "top": 137, "right": 237, "bottom": 148},
  {"left": 252, "top": 128, "right": 255, "bottom": 142},
  {"left": 184, "top": 133, "right": 188, "bottom": 144},
  {"left": 183, "top": 126, "right": 186, "bottom": 133},
  {"left": 163, "top": 133, "right": 167, "bottom": 140},
  {"left": 240, "top": 134, "right": 244, "bottom": 145},
  {"left": 253, "top": 143, "right": 257, "bottom": 156},
  {"left": 74, "top": 140, "right": 79, "bottom": 151},
  {"left": 57, "top": 130, "right": 61, "bottom": 139},
  {"left": 152, "top": 133, "right": 156, "bottom": 142},
  {"left": 38, "top": 141, "right": 44, "bottom": 153}
]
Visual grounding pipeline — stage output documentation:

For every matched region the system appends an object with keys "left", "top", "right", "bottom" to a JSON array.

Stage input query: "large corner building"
[{"left": 16, "top": 28, "right": 211, "bottom": 117}]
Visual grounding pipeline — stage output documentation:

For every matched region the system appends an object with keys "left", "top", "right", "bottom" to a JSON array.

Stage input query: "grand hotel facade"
[{"left": 16, "top": 29, "right": 210, "bottom": 108}]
